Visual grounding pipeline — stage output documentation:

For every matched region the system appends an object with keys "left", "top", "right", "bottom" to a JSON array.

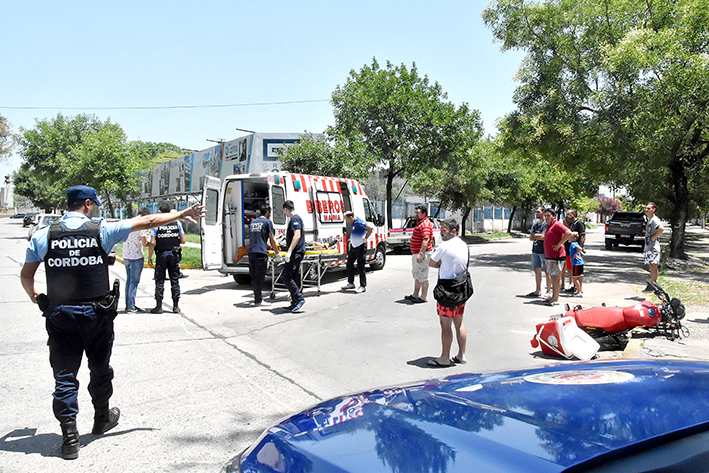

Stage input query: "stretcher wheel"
[{"left": 270, "top": 292, "right": 276, "bottom": 300}]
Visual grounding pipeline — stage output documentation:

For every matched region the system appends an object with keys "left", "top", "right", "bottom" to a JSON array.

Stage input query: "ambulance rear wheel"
[
  {"left": 233, "top": 274, "right": 251, "bottom": 285},
  {"left": 369, "top": 245, "right": 386, "bottom": 271}
]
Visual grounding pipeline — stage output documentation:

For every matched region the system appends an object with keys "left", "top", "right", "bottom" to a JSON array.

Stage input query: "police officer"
[
  {"left": 148, "top": 201, "right": 186, "bottom": 314},
  {"left": 20, "top": 185, "right": 205, "bottom": 460}
]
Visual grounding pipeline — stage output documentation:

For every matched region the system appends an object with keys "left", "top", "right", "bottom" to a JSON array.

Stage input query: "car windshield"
[
  {"left": 611, "top": 212, "right": 645, "bottom": 221},
  {"left": 404, "top": 218, "right": 418, "bottom": 228}
]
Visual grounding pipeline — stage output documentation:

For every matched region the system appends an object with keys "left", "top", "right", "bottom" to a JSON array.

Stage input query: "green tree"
[
  {"left": 66, "top": 122, "right": 143, "bottom": 216},
  {"left": 14, "top": 113, "right": 104, "bottom": 210},
  {"left": 483, "top": 0, "right": 709, "bottom": 257},
  {"left": 14, "top": 113, "right": 149, "bottom": 214},
  {"left": 0, "top": 114, "right": 12, "bottom": 163},
  {"left": 129, "top": 140, "right": 187, "bottom": 169},
  {"left": 278, "top": 132, "right": 370, "bottom": 180},
  {"left": 331, "top": 58, "right": 484, "bottom": 228}
]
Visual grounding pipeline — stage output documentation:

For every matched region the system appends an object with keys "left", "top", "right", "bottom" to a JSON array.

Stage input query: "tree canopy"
[
  {"left": 483, "top": 0, "right": 709, "bottom": 257},
  {"left": 13, "top": 113, "right": 179, "bottom": 214},
  {"left": 330, "top": 58, "right": 484, "bottom": 228},
  {"left": 0, "top": 114, "right": 12, "bottom": 163}
]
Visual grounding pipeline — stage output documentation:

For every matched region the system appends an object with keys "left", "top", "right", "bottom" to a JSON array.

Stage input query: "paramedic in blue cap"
[{"left": 20, "top": 185, "right": 205, "bottom": 460}]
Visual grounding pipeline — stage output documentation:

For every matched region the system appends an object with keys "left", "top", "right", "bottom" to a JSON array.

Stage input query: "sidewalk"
[{"left": 624, "top": 225, "right": 709, "bottom": 359}]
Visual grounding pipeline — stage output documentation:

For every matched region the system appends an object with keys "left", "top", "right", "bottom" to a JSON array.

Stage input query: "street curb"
[{"left": 114, "top": 255, "right": 199, "bottom": 270}]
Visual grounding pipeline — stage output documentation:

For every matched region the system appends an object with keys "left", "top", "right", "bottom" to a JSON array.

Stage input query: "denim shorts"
[{"left": 531, "top": 252, "right": 546, "bottom": 269}]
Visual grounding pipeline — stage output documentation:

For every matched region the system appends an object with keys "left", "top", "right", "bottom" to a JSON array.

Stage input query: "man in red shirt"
[
  {"left": 405, "top": 205, "right": 434, "bottom": 303},
  {"left": 543, "top": 208, "right": 572, "bottom": 306}
]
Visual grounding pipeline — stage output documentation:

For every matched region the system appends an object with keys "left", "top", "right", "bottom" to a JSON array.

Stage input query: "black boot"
[
  {"left": 150, "top": 298, "right": 163, "bottom": 314},
  {"left": 92, "top": 406, "right": 120, "bottom": 435},
  {"left": 172, "top": 298, "right": 180, "bottom": 313},
  {"left": 60, "top": 421, "right": 80, "bottom": 460}
]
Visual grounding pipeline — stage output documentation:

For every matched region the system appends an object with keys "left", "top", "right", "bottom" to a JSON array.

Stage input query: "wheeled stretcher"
[{"left": 266, "top": 248, "right": 343, "bottom": 299}]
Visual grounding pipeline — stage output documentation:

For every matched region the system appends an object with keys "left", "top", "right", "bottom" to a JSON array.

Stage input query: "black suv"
[{"left": 604, "top": 211, "right": 647, "bottom": 250}]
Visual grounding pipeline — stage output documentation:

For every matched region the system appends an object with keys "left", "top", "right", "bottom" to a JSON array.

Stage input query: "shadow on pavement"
[
  {"left": 0, "top": 427, "right": 154, "bottom": 458},
  {"left": 470, "top": 238, "right": 652, "bottom": 288}
]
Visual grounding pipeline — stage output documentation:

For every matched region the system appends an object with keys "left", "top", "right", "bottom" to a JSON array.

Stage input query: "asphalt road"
[{"left": 0, "top": 216, "right": 695, "bottom": 472}]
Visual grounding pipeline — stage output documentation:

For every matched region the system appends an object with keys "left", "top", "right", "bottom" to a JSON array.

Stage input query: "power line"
[{"left": 0, "top": 99, "right": 330, "bottom": 111}]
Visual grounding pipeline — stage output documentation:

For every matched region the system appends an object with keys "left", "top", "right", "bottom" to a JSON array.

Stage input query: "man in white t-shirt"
[
  {"left": 643, "top": 202, "right": 665, "bottom": 292},
  {"left": 427, "top": 219, "right": 470, "bottom": 367}
]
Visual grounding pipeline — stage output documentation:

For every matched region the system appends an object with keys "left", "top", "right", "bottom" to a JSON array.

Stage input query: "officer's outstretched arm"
[
  {"left": 20, "top": 262, "right": 41, "bottom": 303},
  {"left": 131, "top": 203, "right": 206, "bottom": 232}
]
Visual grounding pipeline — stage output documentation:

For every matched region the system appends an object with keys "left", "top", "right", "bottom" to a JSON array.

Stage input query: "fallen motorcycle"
[{"left": 531, "top": 282, "right": 688, "bottom": 359}]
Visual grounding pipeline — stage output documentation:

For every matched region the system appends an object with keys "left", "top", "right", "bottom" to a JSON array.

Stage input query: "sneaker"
[
  {"left": 254, "top": 300, "right": 271, "bottom": 307},
  {"left": 356, "top": 286, "right": 366, "bottom": 293},
  {"left": 125, "top": 307, "right": 138, "bottom": 313},
  {"left": 404, "top": 294, "right": 416, "bottom": 300},
  {"left": 574, "top": 293, "right": 584, "bottom": 298},
  {"left": 562, "top": 287, "right": 577, "bottom": 294},
  {"left": 341, "top": 282, "right": 356, "bottom": 290},
  {"left": 543, "top": 293, "right": 552, "bottom": 300},
  {"left": 292, "top": 299, "right": 306, "bottom": 312}
]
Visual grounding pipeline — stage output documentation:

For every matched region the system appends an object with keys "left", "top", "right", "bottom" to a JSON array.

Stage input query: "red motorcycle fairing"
[{"left": 565, "top": 301, "right": 662, "bottom": 333}]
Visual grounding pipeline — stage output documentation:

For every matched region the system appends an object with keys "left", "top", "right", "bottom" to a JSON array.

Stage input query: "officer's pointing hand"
[{"left": 181, "top": 203, "right": 206, "bottom": 224}]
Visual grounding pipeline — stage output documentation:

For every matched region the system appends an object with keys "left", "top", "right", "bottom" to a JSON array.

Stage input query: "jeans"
[{"left": 124, "top": 258, "right": 144, "bottom": 309}]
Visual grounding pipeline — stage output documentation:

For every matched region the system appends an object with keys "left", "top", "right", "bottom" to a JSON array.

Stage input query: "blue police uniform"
[
  {"left": 26, "top": 212, "right": 132, "bottom": 425},
  {"left": 149, "top": 221, "right": 184, "bottom": 307}
]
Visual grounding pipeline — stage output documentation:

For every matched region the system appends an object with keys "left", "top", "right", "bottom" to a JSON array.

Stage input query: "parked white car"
[
  {"left": 27, "top": 214, "right": 61, "bottom": 240},
  {"left": 387, "top": 216, "right": 442, "bottom": 253}
]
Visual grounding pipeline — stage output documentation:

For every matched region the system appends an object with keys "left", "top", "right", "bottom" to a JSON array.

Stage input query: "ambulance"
[{"left": 200, "top": 172, "right": 387, "bottom": 284}]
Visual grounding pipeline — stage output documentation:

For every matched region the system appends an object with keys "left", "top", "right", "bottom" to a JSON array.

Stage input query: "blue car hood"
[{"left": 235, "top": 360, "right": 709, "bottom": 473}]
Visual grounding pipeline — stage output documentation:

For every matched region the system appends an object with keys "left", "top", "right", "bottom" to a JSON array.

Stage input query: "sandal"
[
  {"left": 525, "top": 291, "right": 541, "bottom": 297},
  {"left": 426, "top": 358, "right": 452, "bottom": 368},
  {"left": 452, "top": 355, "right": 467, "bottom": 364}
]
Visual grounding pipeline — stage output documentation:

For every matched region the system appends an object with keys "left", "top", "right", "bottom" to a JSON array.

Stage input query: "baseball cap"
[{"left": 66, "top": 185, "right": 102, "bottom": 206}]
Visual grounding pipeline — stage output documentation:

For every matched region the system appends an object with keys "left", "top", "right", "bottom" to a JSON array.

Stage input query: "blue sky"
[{"left": 0, "top": 0, "right": 525, "bottom": 179}]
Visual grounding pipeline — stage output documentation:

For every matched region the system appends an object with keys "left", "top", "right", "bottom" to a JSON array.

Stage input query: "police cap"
[{"left": 67, "top": 185, "right": 102, "bottom": 206}]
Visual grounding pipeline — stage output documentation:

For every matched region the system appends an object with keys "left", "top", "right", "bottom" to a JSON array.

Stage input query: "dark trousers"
[
  {"left": 282, "top": 252, "right": 304, "bottom": 303},
  {"left": 249, "top": 252, "right": 269, "bottom": 303},
  {"left": 346, "top": 244, "right": 367, "bottom": 287},
  {"left": 46, "top": 304, "right": 115, "bottom": 424},
  {"left": 154, "top": 250, "right": 180, "bottom": 300}
]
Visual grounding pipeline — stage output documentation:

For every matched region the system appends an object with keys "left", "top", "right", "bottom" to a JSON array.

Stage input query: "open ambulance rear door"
[{"left": 201, "top": 176, "right": 223, "bottom": 270}]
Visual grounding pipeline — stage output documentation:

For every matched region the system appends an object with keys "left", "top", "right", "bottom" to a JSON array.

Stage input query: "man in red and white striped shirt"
[{"left": 405, "top": 205, "right": 434, "bottom": 304}]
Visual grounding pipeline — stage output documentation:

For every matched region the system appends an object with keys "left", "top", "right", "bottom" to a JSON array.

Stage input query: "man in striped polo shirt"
[{"left": 405, "top": 205, "right": 434, "bottom": 304}]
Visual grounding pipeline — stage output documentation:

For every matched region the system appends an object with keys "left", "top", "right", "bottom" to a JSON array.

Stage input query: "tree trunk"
[
  {"left": 668, "top": 157, "right": 688, "bottom": 258},
  {"left": 507, "top": 205, "right": 517, "bottom": 233},
  {"left": 461, "top": 206, "right": 471, "bottom": 236},
  {"left": 104, "top": 194, "right": 115, "bottom": 219},
  {"left": 386, "top": 170, "right": 394, "bottom": 229}
]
